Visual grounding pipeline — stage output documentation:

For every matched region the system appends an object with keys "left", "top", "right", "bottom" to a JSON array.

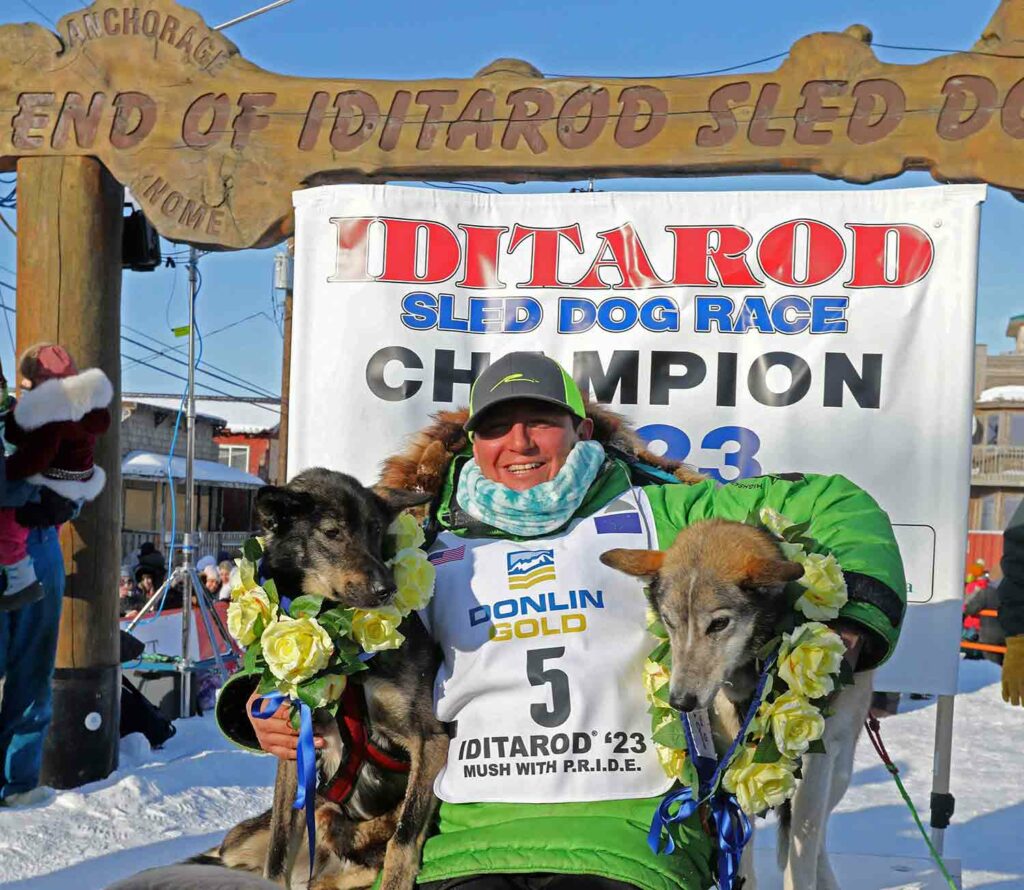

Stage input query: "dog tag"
[{"left": 685, "top": 709, "right": 718, "bottom": 763}]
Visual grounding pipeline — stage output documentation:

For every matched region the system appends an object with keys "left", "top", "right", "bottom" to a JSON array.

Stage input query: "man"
[
  {"left": 219, "top": 353, "right": 905, "bottom": 890},
  {"left": 999, "top": 499, "right": 1024, "bottom": 706}
]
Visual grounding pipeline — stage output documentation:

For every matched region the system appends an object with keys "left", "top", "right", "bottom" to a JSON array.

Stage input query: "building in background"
[
  {"left": 120, "top": 395, "right": 279, "bottom": 562},
  {"left": 969, "top": 313, "right": 1024, "bottom": 575}
]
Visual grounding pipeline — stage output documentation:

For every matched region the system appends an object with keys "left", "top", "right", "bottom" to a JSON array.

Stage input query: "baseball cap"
[{"left": 464, "top": 352, "right": 587, "bottom": 432}]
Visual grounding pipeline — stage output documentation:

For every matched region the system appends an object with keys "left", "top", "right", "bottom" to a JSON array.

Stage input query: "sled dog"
[
  {"left": 200, "top": 468, "right": 446, "bottom": 890},
  {"left": 601, "top": 518, "right": 873, "bottom": 890}
]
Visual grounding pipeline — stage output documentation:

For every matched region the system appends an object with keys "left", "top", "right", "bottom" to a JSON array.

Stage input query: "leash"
[
  {"left": 648, "top": 654, "right": 776, "bottom": 889},
  {"left": 864, "top": 716, "right": 958, "bottom": 890}
]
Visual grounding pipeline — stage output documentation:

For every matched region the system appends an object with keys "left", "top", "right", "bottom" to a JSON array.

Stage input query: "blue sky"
[{"left": 0, "top": 0, "right": 1020, "bottom": 399}]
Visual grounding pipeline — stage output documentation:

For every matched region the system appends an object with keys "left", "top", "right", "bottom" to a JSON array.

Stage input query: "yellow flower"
[
  {"left": 234, "top": 557, "right": 258, "bottom": 593},
  {"left": 226, "top": 587, "right": 275, "bottom": 646},
  {"left": 352, "top": 606, "right": 406, "bottom": 652},
  {"left": 261, "top": 615, "right": 333, "bottom": 686},
  {"left": 792, "top": 551, "right": 848, "bottom": 621},
  {"left": 387, "top": 513, "right": 426, "bottom": 553},
  {"left": 779, "top": 541, "right": 805, "bottom": 561},
  {"left": 655, "top": 742, "right": 687, "bottom": 779},
  {"left": 642, "top": 659, "right": 671, "bottom": 707},
  {"left": 777, "top": 622, "right": 846, "bottom": 700},
  {"left": 391, "top": 548, "right": 436, "bottom": 615},
  {"left": 722, "top": 745, "right": 798, "bottom": 816},
  {"left": 759, "top": 507, "right": 793, "bottom": 539},
  {"left": 759, "top": 691, "right": 825, "bottom": 758}
]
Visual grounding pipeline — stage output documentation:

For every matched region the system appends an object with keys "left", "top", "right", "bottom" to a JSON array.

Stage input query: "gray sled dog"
[
  {"left": 197, "top": 469, "right": 446, "bottom": 890},
  {"left": 601, "top": 518, "right": 873, "bottom": 890}
]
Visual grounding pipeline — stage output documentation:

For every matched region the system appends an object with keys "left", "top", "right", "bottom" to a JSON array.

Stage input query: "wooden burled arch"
[{"left": 1, "top": 0, "right": 1024, "bottom": 249}]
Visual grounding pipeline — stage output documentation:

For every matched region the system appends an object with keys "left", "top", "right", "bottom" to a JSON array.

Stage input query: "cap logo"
[{"left": 489, "top": 372, "right": 540, "bottom": 392}]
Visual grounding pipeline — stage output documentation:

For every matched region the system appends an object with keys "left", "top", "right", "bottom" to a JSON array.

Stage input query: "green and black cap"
[{"left": 465, "top": 352, "right": 587, "bottom": 432}]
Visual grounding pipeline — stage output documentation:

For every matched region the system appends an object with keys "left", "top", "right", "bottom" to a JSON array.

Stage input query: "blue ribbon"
[
  {"left": 251, "top": 693, "right": 318, "bottom": 881},
  {"left": 648, "top": 653, "right": 777, "bottom": 890},
  {"left": 647, "top": 783, "right": 699, "bottom": 855}
]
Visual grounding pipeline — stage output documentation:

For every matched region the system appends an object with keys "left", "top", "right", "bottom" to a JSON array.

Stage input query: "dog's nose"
[{"left": 671, "top": 693, "right": 699, "bottom": 713}]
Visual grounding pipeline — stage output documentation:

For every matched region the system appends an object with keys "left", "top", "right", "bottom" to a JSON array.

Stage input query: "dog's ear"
[
  {"left": 255, "top": 485, "right": 315, "bottom": 532},
  {"left": 373, "top": 486, "right": 434, "bottom": 515},
  {"left": 741, "top": 556, "right": 804, "bottom": 589},
  {"left": 600, "top": 548, "right": 665, "bottom": 578}
]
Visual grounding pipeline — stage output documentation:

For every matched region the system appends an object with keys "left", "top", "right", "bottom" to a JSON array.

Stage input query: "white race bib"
[{"left": 419, "top": 487, "right": 674, "bottom": 803}]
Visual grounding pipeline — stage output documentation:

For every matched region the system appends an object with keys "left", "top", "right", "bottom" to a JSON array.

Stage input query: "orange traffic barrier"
[{"left": 961, "top": 605, "right": 1007, "bottom": 655}]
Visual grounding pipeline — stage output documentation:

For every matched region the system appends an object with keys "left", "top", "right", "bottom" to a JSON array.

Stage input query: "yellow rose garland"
[
  {"left": 645, "top": 508, "right": 851, "bottom": 819},
  {"left": 227, "top": 515, "right": 435, "bottom": 715}
]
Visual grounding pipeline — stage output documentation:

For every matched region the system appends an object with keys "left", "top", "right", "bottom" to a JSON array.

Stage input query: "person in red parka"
[{"left": 0, "top": 343, "right": 112, "bottom": 610}]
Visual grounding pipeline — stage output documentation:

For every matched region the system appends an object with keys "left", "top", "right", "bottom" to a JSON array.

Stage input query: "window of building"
[
  {"left": 980, "top": 494, "right": 998, "bottom": 530},
  {"left": 1004, "top": 494, "right": 1023, "bottom": 529},
  {"left": 986, "top": 414, "right": 1001, "bottom": 445},
  {"left": 1010, "top": 413, "right": 1024, "bottom": 446},
  {"left": 218, "top": 444, "right": 250, "bottom": 472}
]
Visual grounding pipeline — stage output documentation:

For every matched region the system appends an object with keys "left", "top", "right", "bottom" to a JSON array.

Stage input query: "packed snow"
[{"left": 0, "top": 660, "right": 1021, "bottom": 889}]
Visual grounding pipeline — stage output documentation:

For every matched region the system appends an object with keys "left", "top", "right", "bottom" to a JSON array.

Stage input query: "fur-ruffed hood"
[
  {"left": 14, "top": 367, "right": 114, "bottom": 431},
  {"left": 377, "top": 401, "right": 705, "bottom": 496}
]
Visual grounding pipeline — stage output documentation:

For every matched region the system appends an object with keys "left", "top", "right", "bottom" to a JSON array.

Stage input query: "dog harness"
[{"left": 320, "top": 682, "right": 410, "bottom": 805}]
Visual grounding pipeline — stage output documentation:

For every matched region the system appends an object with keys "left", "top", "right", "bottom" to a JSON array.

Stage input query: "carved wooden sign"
[{"left": 2, "top": 0, "right": 1023, "bottom": 249}]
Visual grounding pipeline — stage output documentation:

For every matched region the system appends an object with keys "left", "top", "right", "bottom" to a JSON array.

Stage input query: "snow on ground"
[{"left": 1, "top": 660, "right": 1022, "bottom": 890}]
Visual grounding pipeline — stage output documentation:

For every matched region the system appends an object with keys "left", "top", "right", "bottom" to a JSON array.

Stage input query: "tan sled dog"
[{"left": 601, "top": 518, "right": 872, "bottom": 890}]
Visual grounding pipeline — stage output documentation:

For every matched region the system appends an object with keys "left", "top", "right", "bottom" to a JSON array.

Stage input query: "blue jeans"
[{"left": 0, "top": 527, "right": 65, "bottom": 799}]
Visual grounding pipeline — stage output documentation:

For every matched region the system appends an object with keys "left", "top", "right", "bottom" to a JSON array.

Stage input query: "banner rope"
[{"left": 864, "top": 715, "right": 958, "bottom": 890}]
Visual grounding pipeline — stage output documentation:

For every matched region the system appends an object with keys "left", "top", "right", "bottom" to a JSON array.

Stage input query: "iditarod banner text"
[{"left": 290, "top": 183, "right": 986, "bottom": 695}]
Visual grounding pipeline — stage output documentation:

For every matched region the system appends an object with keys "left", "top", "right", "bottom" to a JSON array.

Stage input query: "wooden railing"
[
  {"left": 971, "top": 445, "right": 1024, "bottom": 487},
  {"left": 122, "top": 530, "right": 255, "bottom": 567}
]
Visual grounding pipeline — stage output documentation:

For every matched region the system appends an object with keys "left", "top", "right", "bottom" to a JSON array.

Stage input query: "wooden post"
[
  {"left": 276, "top": 238, "right": 294, "bottom": 484},
  {"left": 16, "top": 156, "right": 124, "bottom": 789}
]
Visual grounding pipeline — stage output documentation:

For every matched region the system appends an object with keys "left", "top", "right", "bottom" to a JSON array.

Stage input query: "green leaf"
[
  {"left": 257, "top": 670, "right": 279, "bottom": 696},
  {"left": 757, "top": 637, "right": 781, "bottom": 660},
  {"left": 243, "top": 537, "right": 264, "bottom": 563},
  {"left": 647, "top": 618, "right": 668, "bottom": 640},
  {"left": 752, "top": 732, "right": 781, "bottom": 764},
  {"left": 296, "top": 676, "right": 327, "bottom": 709},
  {"left": 243, "top": 639, "right": 263, "bottom": 674},
  {"left": 681, "top": 757, "right": 700, "bottom": 798},
  {"left": 774, "top": 612, "right": 798, "bottom": 637},
  {"left": 649, "top": 640, "right": 670, "bottom": 664},
  {"left": 807, "top": 738, "right": 827, "bottom": 755},
  {"left": 652, "top": 718, "right": 687, "bottom": 750},
  {"left": 263, "top": 578, "right": 279, "bottom": 606},
  {"left": 289, "top": 594, "right": 325, "bottom": 620},
  {"left": 783, "top": 520, "right": 811, "bottom": 541},
  {"left": 319, "top": 608, "right": 354, "bottom": 638},
  {"left": 652, "top": 681, "right": 672, "bottom": 704}
]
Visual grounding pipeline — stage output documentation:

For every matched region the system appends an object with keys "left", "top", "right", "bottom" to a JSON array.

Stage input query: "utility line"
[
  {"left": 120, "top": 335, "right": 280, "bottom": 399},
  {"left": 121, "top": 321, "right": 279, "bottom": 396}
]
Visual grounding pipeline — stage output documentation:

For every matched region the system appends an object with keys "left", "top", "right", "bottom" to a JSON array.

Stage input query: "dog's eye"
[
  {"left": 707, "top": 616, "right": 731, "bottom": 635},
  {"left": 322, "top": 526, "right": 341, "bottom": 539}
]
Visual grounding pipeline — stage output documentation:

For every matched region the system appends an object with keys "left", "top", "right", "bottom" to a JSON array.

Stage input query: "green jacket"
[{"left": 218, "top": 455, "right": 905, "bottom": 890}]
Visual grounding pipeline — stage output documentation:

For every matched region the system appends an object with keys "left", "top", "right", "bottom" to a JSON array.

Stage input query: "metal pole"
[
  {"left": 179, "top": 246, "right": 199, "bottom": 717},
  {"left": 214, "top": 0, "right": 294, "bottom": 30},
  {"left": 929, "top": 693, "right": 957, "bottom": 854}
]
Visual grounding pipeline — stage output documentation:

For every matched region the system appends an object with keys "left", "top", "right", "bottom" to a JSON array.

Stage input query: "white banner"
[{"left": 290, "top": 183, "right": 985, "bottom": 696}]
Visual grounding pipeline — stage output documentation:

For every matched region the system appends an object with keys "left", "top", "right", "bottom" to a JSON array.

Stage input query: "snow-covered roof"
[
  {"left": 979, "top": 385, "right": 1024, "bottom": 403},
  {"left": 123, "top": 394, "right": 280, "bottom": 434},
  {"left": 122, "top": 450, "right": 265, "bottom": 488}
]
